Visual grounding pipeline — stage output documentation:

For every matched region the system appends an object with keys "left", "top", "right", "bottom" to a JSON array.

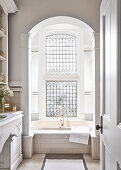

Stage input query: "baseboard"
[{"left": 11, "top": 154, "right": 22, "bottom": 170}]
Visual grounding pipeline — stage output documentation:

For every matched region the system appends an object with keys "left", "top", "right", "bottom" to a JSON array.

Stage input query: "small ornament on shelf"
[
  {"left": 12, "top": 106, "right": 17, "bottom": 112},
  {"left": 0, "top": 86, "right": 13, "bottom": 113},
  {"left": 4, "top": 98, "right": 12, "bottom": 112}
]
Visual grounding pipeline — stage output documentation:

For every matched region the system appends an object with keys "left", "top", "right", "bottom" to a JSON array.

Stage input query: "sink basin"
[{"left": 0, "top": 115, "right": 7, "bottom": 120}]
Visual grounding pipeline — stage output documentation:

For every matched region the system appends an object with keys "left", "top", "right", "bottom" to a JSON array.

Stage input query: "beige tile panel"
[
  {"left": 34, "top": 134, "right": 69, "bottom": 139},
  {"left": 34, "top": 145, "right": 90, "bottom": 154},
  {"left": 34, "top": 143, "right": 90, "bottom": 149},
  {"left": 34, "top": 138, "right": 70, "bottom": 144},
  {"left": 33, "top": 134, "right": 91, "bottom": 154}
]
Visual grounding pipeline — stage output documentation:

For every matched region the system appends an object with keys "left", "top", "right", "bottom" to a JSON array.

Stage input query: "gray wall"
[{"left": 8, "top": 0, "right": 101, "bottom": 82}]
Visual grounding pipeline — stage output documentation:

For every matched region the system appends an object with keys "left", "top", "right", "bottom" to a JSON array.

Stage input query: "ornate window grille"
[
  {"left": 46, "top": 81, "right": 77, "bottom": 117},
  {"left": 46, "top": 33, "right": 77, "bottom": 117},
  {"left": 46, "top": 34, "right": 77, "bottom": 75}
]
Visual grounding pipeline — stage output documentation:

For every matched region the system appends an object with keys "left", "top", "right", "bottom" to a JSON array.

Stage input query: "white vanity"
[
  {"left": 0, "top": 1, "right": 23, "bottom": 169},
  {"left": 0, "top": 111, "right": 23, "bottom": 170}
]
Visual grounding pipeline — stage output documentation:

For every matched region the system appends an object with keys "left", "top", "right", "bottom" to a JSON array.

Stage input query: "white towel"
[{"left": 69, "top": 126, "right": 89, "bottom": 145}]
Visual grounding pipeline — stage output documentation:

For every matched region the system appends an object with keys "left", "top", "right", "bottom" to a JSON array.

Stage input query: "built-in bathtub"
[
  {"left": 23, "top": 121, "right": 99, "bottom": 160},
  {"left": 32, "top": 129, "right": 91, "bottom": 155},
  {"left": 31, "top": 120, "right": 92, "bottom": 154},
  {"left": 32, "top": 124, "right": 92, "bottom": 156},
  {"left": 31, "top": 120, "right": 93, "bottom": 130}
]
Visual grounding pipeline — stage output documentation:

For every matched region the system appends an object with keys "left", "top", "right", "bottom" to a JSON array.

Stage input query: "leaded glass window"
[
  {"left": 46, "top": 81, "right": 77, "bottom": 117},
  {"left": 46, "top": 34, "right": 77, "bottom": 74}
]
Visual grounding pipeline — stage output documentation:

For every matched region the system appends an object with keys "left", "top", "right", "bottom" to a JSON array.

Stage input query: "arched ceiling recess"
[{"left": 29, "top": 16, "right": 94, "bottom": 39}]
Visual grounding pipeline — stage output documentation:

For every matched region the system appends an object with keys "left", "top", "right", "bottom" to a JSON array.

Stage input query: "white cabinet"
[{"left": 0, "top": 112, "right": 23, "bottom": 170}]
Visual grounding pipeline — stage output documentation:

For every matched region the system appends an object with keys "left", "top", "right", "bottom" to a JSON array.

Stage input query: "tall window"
[
  {"left": 46, "top": 33, "right": 77, "bottom": 117},
  {"left": 46, "top": 34, "right": 77, "bottom": 74},
  {"left": 46, "top": 81, "right": 77, "bottom": 117}
]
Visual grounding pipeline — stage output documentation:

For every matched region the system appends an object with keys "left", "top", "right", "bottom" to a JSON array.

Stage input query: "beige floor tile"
[
  {"left": 17, "top": 154, "right": 100, "bottom": 170},
  {"left": 17, "top": 154, "right": 45, "bottom": 170},
  {"left": 83, "top": 154, "right": 100, "bottom": 170}
]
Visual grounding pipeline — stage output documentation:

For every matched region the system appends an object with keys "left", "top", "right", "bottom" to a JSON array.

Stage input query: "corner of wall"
[{"left": 22, "top": 135, "right": 34, "bottom": 159}]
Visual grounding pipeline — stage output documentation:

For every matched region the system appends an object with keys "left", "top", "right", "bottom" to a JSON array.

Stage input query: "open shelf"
[
  {"left": 0, "top": 82, "right": 6, "bottom": 85},
  {"left": 0, "top": 0, "right": 18, "bottom": 87},
  {"left": 0, "top": 55, "right": 6, "bottom": 61},
  {"left": 0, "top": 29, "right": 6, "bottom": 38},
  {"left": 0, "top": 6, "right": 7, "bottom": 85}
]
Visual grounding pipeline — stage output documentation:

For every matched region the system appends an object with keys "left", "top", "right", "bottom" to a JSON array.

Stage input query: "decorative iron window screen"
[
  {"left": 46, "top": 81, "right": 77, "bottom": 117},
  {"left": 46, "top": 34, "right": 77, "bottom": 74}
]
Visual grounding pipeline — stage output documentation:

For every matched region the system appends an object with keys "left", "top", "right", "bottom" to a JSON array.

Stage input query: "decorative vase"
[{"left": 0, "top": 97, "right": 4, "bottom": 113}]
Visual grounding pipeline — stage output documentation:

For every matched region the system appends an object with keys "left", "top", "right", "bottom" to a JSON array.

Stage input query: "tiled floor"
[
  {"left": 83, "top": 154, "right": 100, "bottom": 170},
  {"left": 17, "top": 154, "right": 100, "bottom": 170},
  {"left": 17, "top": 154, "right": 45, "bottom": 170}
]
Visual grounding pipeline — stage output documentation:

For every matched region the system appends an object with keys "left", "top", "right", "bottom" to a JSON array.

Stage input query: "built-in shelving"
[
  {"left": 0, "top": 1, "right": 18, "bottom": 86},
  {"left": 0, "top": 4, "right": 8, "bottom": 85}
]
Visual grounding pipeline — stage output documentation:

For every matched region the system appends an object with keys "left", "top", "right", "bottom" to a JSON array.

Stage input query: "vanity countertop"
[
  {"left": 0, "top": 111, "right": 23, "bottom": 127},
  {"left": 0, "top": 111, "right": 23, "bottom": 153}
]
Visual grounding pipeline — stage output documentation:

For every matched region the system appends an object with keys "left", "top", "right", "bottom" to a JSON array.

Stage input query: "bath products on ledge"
[
  {"left": 13, "top": 106, "right": 17, "bottom": 112},
  {"left": 4, "top": 101, "right": 12, "bottom": 112}
]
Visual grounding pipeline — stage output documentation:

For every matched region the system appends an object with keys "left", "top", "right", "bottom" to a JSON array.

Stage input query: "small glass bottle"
[{"left": 13, "top": 106, "right": 17, "bottom": 112}]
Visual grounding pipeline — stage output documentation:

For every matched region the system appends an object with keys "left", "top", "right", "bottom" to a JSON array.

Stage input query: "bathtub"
[
  {"left": 30, "top": 121, "right": 92, "bottom": 155},
  {"left": 32, "top": 129, "right": 91, "bottom": 154},
  {"left": 31, "top": 120, "right": 93, "bottom": 130}
]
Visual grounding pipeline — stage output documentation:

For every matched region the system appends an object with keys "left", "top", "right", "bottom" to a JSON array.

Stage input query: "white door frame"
[{"left": 100, "top": 0, "right": 121, "bottom": 169}]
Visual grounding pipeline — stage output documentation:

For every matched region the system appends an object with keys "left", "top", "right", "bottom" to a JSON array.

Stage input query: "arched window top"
[
  {"left": 29, "top": 16, "right": 94, "bottom": 38},
  {"left": 46, "top": 33, "right": 77, "bottom": 75}
]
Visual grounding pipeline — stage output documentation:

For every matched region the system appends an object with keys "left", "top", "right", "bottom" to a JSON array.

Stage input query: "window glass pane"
[
  {"left": 46, "top": 34, "right": 77, "bottom": 74},
  {"left": 46, "top": 81, "right": 77, "bottom": 117}
]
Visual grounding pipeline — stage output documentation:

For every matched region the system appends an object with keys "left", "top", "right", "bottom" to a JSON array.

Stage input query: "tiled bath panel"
[
  {"left": 33, "top": 133, "right": 91, "bottom": 154},
  {"left": 23, "top": 130, "right": 100, "bottom": 159}
]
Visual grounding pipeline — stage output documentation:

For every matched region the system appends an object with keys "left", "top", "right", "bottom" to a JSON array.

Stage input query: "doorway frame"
[{"left": 20, "top": 16, "right": 100, "bottom": 137}]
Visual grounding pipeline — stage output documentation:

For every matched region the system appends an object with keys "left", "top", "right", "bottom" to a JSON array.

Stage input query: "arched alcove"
[
  {"left": 29, "top": 16, "right": 94, "bottom": 38},
  {"left": 21, "top": 16, "right": 100, "bottom": 136}
]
